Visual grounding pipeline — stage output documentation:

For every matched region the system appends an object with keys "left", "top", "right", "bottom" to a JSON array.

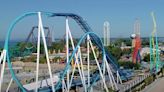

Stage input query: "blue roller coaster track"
[
  {"left": 50, "top": 13, "right": 127, "bottom": 79},
  {"left": 4, "top": 12, "right": 129, "bottom": 92}
]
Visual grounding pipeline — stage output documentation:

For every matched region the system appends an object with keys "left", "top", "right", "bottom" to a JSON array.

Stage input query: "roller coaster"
[
  {"left": 25, "top": 26, "right": 52, "bottom": 47},
  {"left": 149, "top": 12, "right": 162, "bottom": 73},
  {"left": 0, "top": 11, "right": 135, "bottom": 92}
]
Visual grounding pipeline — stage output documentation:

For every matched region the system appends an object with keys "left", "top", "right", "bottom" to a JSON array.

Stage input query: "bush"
[
  {"left": 103, "top": 87, "right": 115, "bottom": 92},
  {"left": 50, "top": 41, "right": 64, "bottom": 52},
  {"left": 107, "top": 46, "right": 122, "bottom": 60},
  {"left": 40, "top": 55, "right": 46, "bottom": 64},
  {"left": 144, "top": 76, "right": 154, "bottom": 86},
  {"left": 22, "top": 55, "right": 36, "bottom": 62},
  {"left": 143, "top": 54, "right": 150, "bottom": 62},
  {"left": 118, "top": 61, "right": 140, "bottom": 69}
]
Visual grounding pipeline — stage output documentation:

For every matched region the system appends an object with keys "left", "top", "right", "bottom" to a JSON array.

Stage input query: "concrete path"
[{"left": 143, "top": 77, "right": 164, "bottom": 92}]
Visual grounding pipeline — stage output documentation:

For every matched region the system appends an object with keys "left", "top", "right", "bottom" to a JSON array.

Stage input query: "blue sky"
[{"left": 0, "top": 0, "right": 164, "bottom": 41}]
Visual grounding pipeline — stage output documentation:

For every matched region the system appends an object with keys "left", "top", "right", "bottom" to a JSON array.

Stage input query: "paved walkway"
[{"left": 143, "top": 77, "right": 164, "bottom": 92}]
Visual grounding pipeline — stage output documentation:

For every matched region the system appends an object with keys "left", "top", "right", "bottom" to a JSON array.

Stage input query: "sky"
[{"left": 0, "top": 0, "right": 164, "bottom": 41}]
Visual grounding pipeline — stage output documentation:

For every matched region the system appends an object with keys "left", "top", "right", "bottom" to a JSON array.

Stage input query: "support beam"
[
  {"left": 89, "top": 36, "right": 109, "bottom": 92},
  {"left": 39, "top": 12, "right": 55, "bottom": 92},
  {"left": 66, "top": 18, "right": 70, "bottom": 91},
  {"left": 6, "top": 78, "right": 13, "bottom": 92},
  {"left": 35, "top": 12, "right": 41, "bottom": 92},
  {"left": 0, "top": 50, "right": 6, "bottom": 91},
  {"left": 35, "top": 12, "right": 55, "bottom": 92}
]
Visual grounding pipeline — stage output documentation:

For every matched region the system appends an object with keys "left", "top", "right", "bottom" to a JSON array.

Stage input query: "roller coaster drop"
[{"left": 0, "top": 12, "right": 126, "bottom": 92}]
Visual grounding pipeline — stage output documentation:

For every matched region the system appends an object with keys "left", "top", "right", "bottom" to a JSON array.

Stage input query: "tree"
[
  {"left": 15, "top": 42, "right": 37, "bottom": 55},
  {"left": 118, "top": 61, "right": 140, "bottom": 69},
  {"left": 89, "top": 53, "right": 95, "bottom": 60},
  {"left": 122, "top": 48, "right": 132, "bottom": 55},
  {"left": 53, "top": 57, "right": 62, "bottom": 63},
  {"left": 22, "top": 55, "right": 36, "bottom": 62},
  {"left": 143, "top": 54, "right": 150, "bottom": 62},
  {"left": 51, "top": 41, "right": 64, "bottom": 52},
  {"left": 16, "top": 42, "right": 26, "bottom": 51},
  {"left": 106, "top": 46, "right": 122, "bottom": 60},
  {"left": 123, "top": 39, "right": 131, "bottom": 46},
  {"left": 40, "top": 55, "right": 46, "bottom": 64},
  {"left": 114, "top": 38, "right": 131, "bottom": 47},
  {"left": 114, "top": 39, "right": 123, "bottom": 47},
  {"left": 142, "top": 39, "right": 149, "bottom": 46}
]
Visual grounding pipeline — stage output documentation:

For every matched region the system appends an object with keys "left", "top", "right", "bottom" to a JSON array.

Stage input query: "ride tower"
[{"left": 103, "top": 21, "right": 110, "bottom": 46}]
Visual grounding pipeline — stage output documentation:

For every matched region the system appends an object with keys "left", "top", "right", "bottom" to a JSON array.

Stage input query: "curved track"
[
  {"left": 50, "top": 13, "right": 124, "bottom": 77},
  {"left": 3, "top": 12, "right": 126, "bottom": 92}
]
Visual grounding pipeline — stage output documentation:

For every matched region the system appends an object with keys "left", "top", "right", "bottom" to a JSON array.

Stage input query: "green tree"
[
  {"left": 16, "top": 42, "right": 26, "bottom": 51},
  {"left": 0, "top": 48, "right": 2, "bottom": 55},
  {"left": 22, "top": 55, "right": 36, "bottom": 62},
  {"left": 142, "top": 39, "right": 149, "bottom": 46},
  {"left": 16, "top": 42, "right": 36, "bottom": 55},
  {"left": 123, "top": 39, "right": 131, "bottom": 46},
  {"left": 40, "top": 55, "right": 46, "bottom": 64},
  {"left": 114, "top": 38, "right": 131, "bottom": 47},
  {"left": 114, "top": 39, "right": 123, "bottom": 47},
  {"left": 118, "top": 61, "right": 140, "bottom": 69},
  {"left": 51, "top": 41, "right": 64, "bottom": 52},
  {"left": 0, "top": 48, "right": 2, "bottom": 53},
  {"left": 53, "top": 57, "right": 62, "bottom": 63},
  {"left": 143, "top": 54, "right": 150, "bottom": 62},
  {"left": 122, "top": 48, "right": 132, "bottom": 55},
  {"left": 106, "top": 46, "right": 122, "bottom": 60}
]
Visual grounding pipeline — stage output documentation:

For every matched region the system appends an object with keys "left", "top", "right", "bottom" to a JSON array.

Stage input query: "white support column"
[
  {"left": 35, "top": 12, "right": 41, "bottom": 92},
  {"left": 117, "top": 71, "right": 122, "bottom": 84},
  {"left": 69, "top": 46, "right": 85, "bottom": 90},
  {"left": 6, "top": 78, "right": 13, "bottom": 92},
  {"left": 69, "top": 59, "right": 76, "bottom": 86},
  {"left": 78, "top": 46, "right": 87, "bottom": 92},
  {"left": 66, "top": 18, "right": 75, "bottom": 91},
  {"left": 103, "top": 55, "right": 106, "bottom": 90},
  {"left": 88, "top": 36, "right": 109, "bottom": 92},
  {"left": 104, "top": 57, "right": 114, "bottom": 90},
  {"left": 69, "top": 50, "right": 85, "bottom": 90},
  {"left": 0, "top": 50, "right": 4, "bottom": 64},
  {"left": 106, "top": 60, "right": 118, "bottom": 90},
  {"left": 39, "top": 12, "right": 55, "bottom": 92},
  {"left": 87, "top": 35, "right": 90, "bottom": 90},
  {"left": 66, "top": 18, "right": 70, "bottom": 91},
  {"left": 104, "top": 26, "right": 106, "bottom": 46},
  {"left": 62, "top": 79, "right": 68, "bottom": 92},
  {"left": 62, "top": 79, "right": 64, "bottom": 92},
  {"left": 117, "top": 71, "right": 119, "bottom": 84},
  {"left": 0, "top": 50, "right": 6, "bottom": 91},
  {"left": 75, "top": 47, "right": 86, "bottom": 89},
  {"left": 66, "top": 21, "right": 85, "bottom": 91},
  {"left": 66, "top": 18, "right": 86, "bottom": 91}
]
